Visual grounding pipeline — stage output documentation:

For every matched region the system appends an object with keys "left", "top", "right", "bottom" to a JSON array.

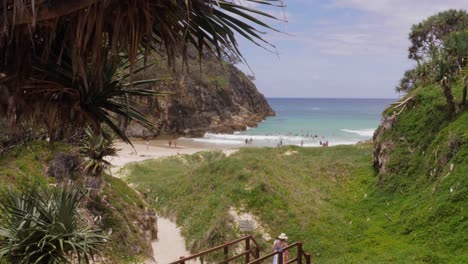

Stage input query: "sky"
[{"left": 235, "top": 0, "right": 468, "bottom": 98}]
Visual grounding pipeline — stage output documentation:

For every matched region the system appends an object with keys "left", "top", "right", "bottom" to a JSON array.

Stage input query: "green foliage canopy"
[{"left": 408, "top": 9, "right": 468, "bottom": 62}]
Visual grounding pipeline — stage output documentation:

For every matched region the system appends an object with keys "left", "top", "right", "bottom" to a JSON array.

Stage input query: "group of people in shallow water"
[
  {"left": 257, "top": 131, "right": 331, "bottom": 148},
  {"left": 244, "top": 136, "right": 329, "bottom": 148},
  {"left": 319, "top": 140, "right": 329, "bottom": 147}
]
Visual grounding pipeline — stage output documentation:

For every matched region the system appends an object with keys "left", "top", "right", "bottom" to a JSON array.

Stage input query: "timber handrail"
[
  {"left": 247, "top": 242, "right": 311, "bottom": 264},
  {"left": 169, "top": 235, "right": 260, "bottom": 264},
  {"left": 169, "top": 236, "right": 311, "bottom": 264}
]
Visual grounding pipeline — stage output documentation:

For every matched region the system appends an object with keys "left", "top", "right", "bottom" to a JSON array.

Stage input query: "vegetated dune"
[
  {"left": 126, "top": 77, "right": 467, "bottom": 263},
  {"left": 0, "top": 141, "right": 157, "bottom": 263}
]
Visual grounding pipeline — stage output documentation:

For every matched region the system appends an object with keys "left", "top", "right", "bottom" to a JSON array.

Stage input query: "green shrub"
[{"left": 0, "top": 184, "right": 106, "bottom": 264}]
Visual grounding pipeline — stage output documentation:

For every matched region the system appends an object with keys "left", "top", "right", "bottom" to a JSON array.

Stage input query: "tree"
[
  {"left": 80, "top": 128, "right": 117, "bottom": 190},
  {"left": 444, "top": 31, "right": 468, "bottom": 108},
  {"left": 429, "top": 30, "right": 468, "bottom": 116},
  {"left": 461, "top": 77, "right": 468, "bottom": 108},
  {"left": 408, "top": 9, "right": 468, "bottom": 63},
  {"left": 396, "top": 63, "right": 433, "bottom": 93},
  {"left": 396, "top": 69, "right": 418, "bottom": 93},
  {"left": 440, "top": 77, "right": 457, "bottom": 115},
  {"left": 402, "top": 11, "right": 468, "bottom": 116},
  {"left": 0, "top": 0, "right": 282, "bottom": 142},
  {"left": 80, "top": 133, "right": 115, "bottom": 177},
  {"left": 444, "top": 31, "right": 468, "bottom": 73}
]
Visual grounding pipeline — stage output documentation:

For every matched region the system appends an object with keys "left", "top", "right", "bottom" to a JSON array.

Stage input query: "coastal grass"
[
  {"left": 0, "top": 141, "right": 69, "bottom": 188},
  {"left": 0, "top": 141, "right": 151, "bottom": 263},
  {"left": 123, "top": 75, "right": 467, "bottom": 263},
  {"left": 126, "top": 142, "right": 465, "bottom": 263}
]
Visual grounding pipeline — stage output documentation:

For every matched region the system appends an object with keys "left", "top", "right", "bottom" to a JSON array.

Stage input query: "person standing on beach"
[
  {"left": 301, "top": 140, "right": 304, "bottom": 147},
  {"left": 168, "top": 139, "right": 172, "bottom": 148},
  {"left": 272, "top": 233, "right": 289, "bottom": 264}
]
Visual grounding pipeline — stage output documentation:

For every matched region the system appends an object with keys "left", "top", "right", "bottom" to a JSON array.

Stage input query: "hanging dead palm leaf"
[{"left": 0, "top": 0, "right": 282, "bottom": 141}]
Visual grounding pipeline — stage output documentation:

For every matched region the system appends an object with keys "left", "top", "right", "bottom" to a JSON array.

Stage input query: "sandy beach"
[
  {"left": 107, "top": 139, "right": 238, "bottom": 175},
  {"left": 108, "top": 139, "right": 237, "bottom": 264}
]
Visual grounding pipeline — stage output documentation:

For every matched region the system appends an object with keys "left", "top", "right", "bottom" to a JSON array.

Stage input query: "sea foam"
[
  {"left": 341, "top": 129, "right": 375, "bottom": 137},
  {"left": 189, "top": 132, "right": 359, "bottom": 147},
  {"left": 204, "top": 132, "right": 308, "bottom": 141}
]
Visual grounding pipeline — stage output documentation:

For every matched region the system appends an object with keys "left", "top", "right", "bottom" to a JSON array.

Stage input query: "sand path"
[
  {"left": 108, "top": 140, "right": 236, "bottom": 264},
  {"left": 150, "top": 216, "right": 199, "bottom": 264}
]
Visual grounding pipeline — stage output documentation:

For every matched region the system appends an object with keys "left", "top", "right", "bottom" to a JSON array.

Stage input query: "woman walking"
[{"left": 272, "top": 233, "right": 289, "bottom": 264}]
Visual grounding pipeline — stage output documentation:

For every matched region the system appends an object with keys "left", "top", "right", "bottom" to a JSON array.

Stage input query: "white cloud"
[
  {"left": 236, "top": 1, "right": 468, "bottom": 97},
  {"left": 330, "top": 0, "right": 468, "bottom": 34},
  {"left": 295, "top": 0, "right": 468, "bottom": 56}
]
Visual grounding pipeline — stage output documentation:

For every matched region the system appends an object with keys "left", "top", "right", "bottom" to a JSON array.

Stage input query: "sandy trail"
[
  {"left": 108, "top": 139, "right": 236, "bottom": 264},
  {"left": 150, "top": 217, "right": 199, "bottom": 264}
]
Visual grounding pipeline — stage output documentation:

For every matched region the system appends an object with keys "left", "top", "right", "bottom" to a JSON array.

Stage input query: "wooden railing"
[
  {"left": 169, "top": 236, "right": 311, "bottom": 264},
  {"left": 247, "top": 242, "right": 311, "bottom": 264},
  {"left": 169, "top": 235, "right": 260, "bottom": 264}
]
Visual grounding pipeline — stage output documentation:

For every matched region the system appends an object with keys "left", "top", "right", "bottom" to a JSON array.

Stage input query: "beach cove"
[{"left": 108, "top": 140, "right": 238, "bottom": 264}]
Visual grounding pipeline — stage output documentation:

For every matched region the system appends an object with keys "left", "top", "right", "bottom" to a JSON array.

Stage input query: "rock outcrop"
[
  {"left": 373, "top": 113, "right": 397, "bottom": 175},
  {"left": 373, "top": 95, "right": 415, "bottom": 179},
  {"left": 123, "top": 54, "right": 275, "bottom": 138}
]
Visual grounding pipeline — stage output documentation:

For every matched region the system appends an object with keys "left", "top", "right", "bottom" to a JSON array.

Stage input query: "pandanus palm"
[
  {"left": 0, "top": 185, "right": 106, "bottom": 263},
  {"left": 80, "top": 127, "right": 116, "bottom": 177},
  {"left": 21, "top": 49, "right": 164, "bottom": 143},
  {"left": 0, "top": 0, "right": 282, "bottom": 141}
]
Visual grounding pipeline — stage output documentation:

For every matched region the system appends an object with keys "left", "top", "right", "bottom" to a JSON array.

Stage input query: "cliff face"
[{"left": 124, "top": 54, "right": 275, "bottom": 138}]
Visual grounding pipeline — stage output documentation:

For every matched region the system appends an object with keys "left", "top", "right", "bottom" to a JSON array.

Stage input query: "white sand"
[
  {"left": 108, "top": 139, "right": 237, "bottom": 264},
  {"left": 149, "top": 216, "right": 200, "bottom": 264},
  {"left": 107, "top": 140, "right": 237, "bottom": 176},
  {"left": 108, "top": 141, "right": 205, "bottom": 175}
]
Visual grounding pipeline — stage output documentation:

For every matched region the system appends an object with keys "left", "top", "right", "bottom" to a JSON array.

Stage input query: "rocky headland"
[{"left": 124, "top": 53, "right": 275, "bottom": 138}]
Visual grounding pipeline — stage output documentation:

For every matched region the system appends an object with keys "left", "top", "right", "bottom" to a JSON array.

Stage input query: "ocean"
[{"left": 188, "top": 98, "right": 396, "bottom": 147}]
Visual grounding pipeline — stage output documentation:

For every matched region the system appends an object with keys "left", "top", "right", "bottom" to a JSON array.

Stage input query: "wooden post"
[
  {"left": 255, "top": 247, "right": 260, "bottom": 259},
  {"left": 245, "top": 238, "right": 251, "bottom": 263},
  {"left": 297, "top": 243, "right": 303, "bottom": 264},
  {"left": 224, "top": 245, "right": 229, "bottom": 263},
  {"left": 305, "top": 253, "right": 311, "bottom": 264},
  {"left": 278, "top": 251, "right": 284, "bottom": 264}
]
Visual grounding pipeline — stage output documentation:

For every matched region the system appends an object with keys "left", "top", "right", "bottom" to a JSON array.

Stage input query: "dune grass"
[
  {"left": 126, "top": 141, "right": 465, "bottom": 263},
  {"left": 125, "top": 76, "right": 467, "bottom": 263}
]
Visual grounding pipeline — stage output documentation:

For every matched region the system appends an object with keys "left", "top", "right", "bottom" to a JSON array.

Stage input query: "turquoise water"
[{"left": 192, "top": 98, "right": 395, "bottom": 147}]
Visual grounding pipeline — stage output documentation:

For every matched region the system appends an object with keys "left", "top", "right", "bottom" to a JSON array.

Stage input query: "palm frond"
[
  {"left": 0, "top": 0, "right": 281, "bottom": 81},
  {"left": 0, "top": 184, "right": 106, "bottom": 264},
  {"left": 0, "top": 0, "right": 282, "bottom": 141}
]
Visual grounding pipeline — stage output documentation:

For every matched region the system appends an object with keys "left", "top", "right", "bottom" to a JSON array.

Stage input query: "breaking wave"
[
  {"left": 188, "top": 132, "right": 359, "bottom": 147},
  {"left": 341, "top": 129, "right": 375, "bottom": 137}
]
